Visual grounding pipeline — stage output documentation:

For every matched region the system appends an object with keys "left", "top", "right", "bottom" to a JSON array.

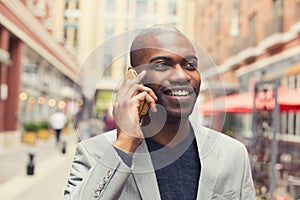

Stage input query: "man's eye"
[
  {"left": 184, "top": 61, "right": 198, "bottom": 70},
  {"left": 152, "top": 62, "right": 170, "bottom": 70}
]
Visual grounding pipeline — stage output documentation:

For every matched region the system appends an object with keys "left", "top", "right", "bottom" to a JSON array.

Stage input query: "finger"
[
  {"left": 144, "top": 94, "right": 157, "bottom": 113},
  {"left": 136, "top": 70, "right": 146, "bottom": 82},
  {"left": 120, "top": 71, "right": 147, "bottom": 97},
  {"left": 135, "top": 92, "right": 157, "bottom": 113},
  {"left": 135, "top": 85, "right": 158, "bottom": 101},
  {"left": 123, "top": 81, "right": 157, "bottom": 102},
  {"left": 124, "top": 70, "right": 146, "bottom": 87}
]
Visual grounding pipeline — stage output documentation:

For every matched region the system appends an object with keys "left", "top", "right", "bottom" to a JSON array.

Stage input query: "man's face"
[{"left": 136, "top": 32, "right": 201, "bottom": 118}]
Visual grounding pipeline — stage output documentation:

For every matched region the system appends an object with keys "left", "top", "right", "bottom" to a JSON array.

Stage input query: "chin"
[
  {"left": 166, "top": 108, "right": 193, "bottom": 119},
  {"left": 156, "top": 98, "right": 196, "bottom": 120}
]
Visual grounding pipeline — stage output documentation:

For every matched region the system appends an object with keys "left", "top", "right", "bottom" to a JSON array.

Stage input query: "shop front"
[{"left": 199, "top": 81, "right": 300, "bottom": 199}]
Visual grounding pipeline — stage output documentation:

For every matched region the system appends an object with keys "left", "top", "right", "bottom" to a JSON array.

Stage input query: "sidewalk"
[{"left": 0, "top": 130, "right": 79, "bottom": 200}]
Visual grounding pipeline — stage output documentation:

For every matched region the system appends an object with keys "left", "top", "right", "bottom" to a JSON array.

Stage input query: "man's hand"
[{"left": 113, "top": 70, "right": 157, "bottom": 154}]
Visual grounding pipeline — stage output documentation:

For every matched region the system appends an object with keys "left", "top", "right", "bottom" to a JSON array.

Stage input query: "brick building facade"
[
  {"left": 195, "top": 0, "right": 300, "bottom": 92},
  {"left": 0, "top": 0, "right": 81, "bottom": 147}
]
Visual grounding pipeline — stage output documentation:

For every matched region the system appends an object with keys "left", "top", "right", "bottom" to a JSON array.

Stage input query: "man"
[
  {"left": 49, "top": 111, "right": 67, "bottom": 144},
  {"left": 64, "top": 25, "right": 255, "bottom": 200}
]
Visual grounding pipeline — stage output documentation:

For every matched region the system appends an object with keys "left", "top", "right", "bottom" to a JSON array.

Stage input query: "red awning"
[
  {"left": 200, "top": 87, "right": 300, "bottom": 114},
  {"left": 279, "top": 87, "right": 300, "bottom": 111}
]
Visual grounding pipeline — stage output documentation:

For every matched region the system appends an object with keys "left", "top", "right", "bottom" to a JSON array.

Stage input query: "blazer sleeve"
[
  {"left": 64, "top": 141, "right": 132, "bottom": 200},
  {"left": 240, "top": 145, "right": 256, "bottom": 200}
]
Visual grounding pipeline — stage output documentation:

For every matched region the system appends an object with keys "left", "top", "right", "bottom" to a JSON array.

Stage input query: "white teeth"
[{"left": 170, "top": 90, "right": 189, "bottom": 96}]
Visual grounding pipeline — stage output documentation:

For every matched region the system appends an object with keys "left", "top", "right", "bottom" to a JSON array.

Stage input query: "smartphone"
[{"left": 123, "top": 67, "right": 150, "bottom": 116}]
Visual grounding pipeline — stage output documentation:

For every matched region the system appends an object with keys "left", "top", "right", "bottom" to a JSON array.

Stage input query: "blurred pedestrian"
[
  {"left": 102, "top": 109, "right": 115, "bottom": 132},
  {"left": 50, "top": 111, "right": 67, "bottom": 144}
]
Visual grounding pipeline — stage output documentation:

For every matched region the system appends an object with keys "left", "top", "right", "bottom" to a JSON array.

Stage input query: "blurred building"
[
  {"left": 196, "top": 0, "right": 300, "bottom": 135},
  {"left": 0, "top": 0, "right": 82, "bottom": 147},
  {"left": 51, "top": 0, "right": 196, "bottom": 117},
  {"left": 53, "top": 0, "right": 195, "bottom": 64},
  {"left": 196, "top": 0, "right": 300, "bottom": 198}
]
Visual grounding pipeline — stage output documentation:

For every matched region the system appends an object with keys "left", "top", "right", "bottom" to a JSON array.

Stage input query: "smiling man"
[{"left": 64, "top": 25, "right": 255, "bottom": 200}]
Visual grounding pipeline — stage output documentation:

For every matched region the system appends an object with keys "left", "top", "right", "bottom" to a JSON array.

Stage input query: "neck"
[{"left": 141, "top": 113, "right": 191, "bottom": 146}]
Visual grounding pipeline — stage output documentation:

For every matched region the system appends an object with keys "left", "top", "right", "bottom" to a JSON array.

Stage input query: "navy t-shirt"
[
  {"left": 146, "top": 132, "right": 201, "bottom": 200},
  {"left": 114, "top": 131, "right": 201, "bottom": 199}
]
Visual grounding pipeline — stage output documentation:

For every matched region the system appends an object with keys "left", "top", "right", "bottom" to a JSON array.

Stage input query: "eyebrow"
[
  {"left": 149, "top": 56, "right": 172, "bottom": 63},
  {"left": 149, "top": 55, "right": 198, "bottom": 63},
  {"left": 184, "top": 55, "right": 198, "bottom": 61}
]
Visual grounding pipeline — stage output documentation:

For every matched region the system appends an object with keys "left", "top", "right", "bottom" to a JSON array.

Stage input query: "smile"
[
  {"left": 164, "top": 87, "right": 194, "bottom": 97},
  {"left": 164, "top": 89, "right": 192, "bottom": 97}
]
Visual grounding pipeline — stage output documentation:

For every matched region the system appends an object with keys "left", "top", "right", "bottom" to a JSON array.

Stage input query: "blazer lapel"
[
  {"left": 193, "top": 125, "right": 220, "bottom": 200},
  {"left": 127, "top": 122, "right": 221, "bottom": 200},
  {"left": 132, "top": 140, "right": 161, "bottom": 200},
  {"left": 104, "top": 130, "right": 160, "bottom": 199}
]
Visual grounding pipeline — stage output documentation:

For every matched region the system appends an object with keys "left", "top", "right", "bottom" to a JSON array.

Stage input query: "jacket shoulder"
[
  {"left": 77, "top": 130, "right": 117, "bottom": 159},
  {"left": 197, "top": 126, "right": 247, "bottom": 155}
]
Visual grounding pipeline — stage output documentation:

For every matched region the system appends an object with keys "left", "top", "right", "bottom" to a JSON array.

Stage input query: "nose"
[{"left": 169, "top": 64, "right": 191, "bottom": 84}]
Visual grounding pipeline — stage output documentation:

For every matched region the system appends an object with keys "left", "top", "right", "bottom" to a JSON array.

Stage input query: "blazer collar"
[
  {"left": 132, "top": 140, "right": 161, "bottom": 199},
  {"left": 192, "top": 124, "right": 220, "bottom": 199},
  {"left": 129, "top": 121, "right": 221, "bottom": 200},
  {"left": 103, "top": 130, "right": 161, "bottom": 199}
]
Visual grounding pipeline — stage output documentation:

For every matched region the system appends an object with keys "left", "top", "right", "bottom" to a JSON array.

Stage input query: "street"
[{"left": 0, "top": 131, "right": 78, "bottom": 200}]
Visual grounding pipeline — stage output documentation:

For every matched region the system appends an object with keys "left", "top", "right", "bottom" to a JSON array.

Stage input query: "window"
[
  {"left": 106, "top": 0, "right": 115, "bottom": 12},
  {"left": 297, "top": 1, "right": 300, "bottom": 21},
  {"left": 168, "top": 1, "right": 177, "bottom": 16},
  {"left": 135, "top": 0, "right": 148, "bottom": 27},
  {"left": 65, "top": 0, "right": 69, "bottom": 9},
  {"left": 75, "top": 1, "right": 79, "bottom": 9},
  {"left": 215, "top": 41, "right": 221, "bottom": 64},
  {"left": 248, "top": 13, "right": 257, "bottom": 47},
  {"left": 104, "top": 25, "right": 114, "bottom": 39},
  {"left": 103, "top": 54, "right": 112, "bottom": 77},
  {"left": 168, "top": 1, "right": 178, "bottom": 25},
  {"left": 272, "top": 0, "right": 283, "bottom": 33},
  {"left": 154, "top": 0, "right": 157, "bottom": 14},
  {"left": 215, "top": 4, "right": 221, "bottom": 33},
  {"left": 63, "top": 23, "right": 78, "bottom": 48},
  {"left": 234, "top": 0, "right": 241, "bottom": 11},
  {"left": 104, "top": 0, "right": 116, "bottom": 37},
  {"left": 73, "top": 28, "right": 78, "bottom": 48},
  {"left": 280, "top": 74, "right": 300, "bottom": 135}
]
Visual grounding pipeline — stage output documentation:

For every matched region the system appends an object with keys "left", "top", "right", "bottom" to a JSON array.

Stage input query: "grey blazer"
[{"left": 64, "top": 123, "right": 255, "bottom": 200}]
